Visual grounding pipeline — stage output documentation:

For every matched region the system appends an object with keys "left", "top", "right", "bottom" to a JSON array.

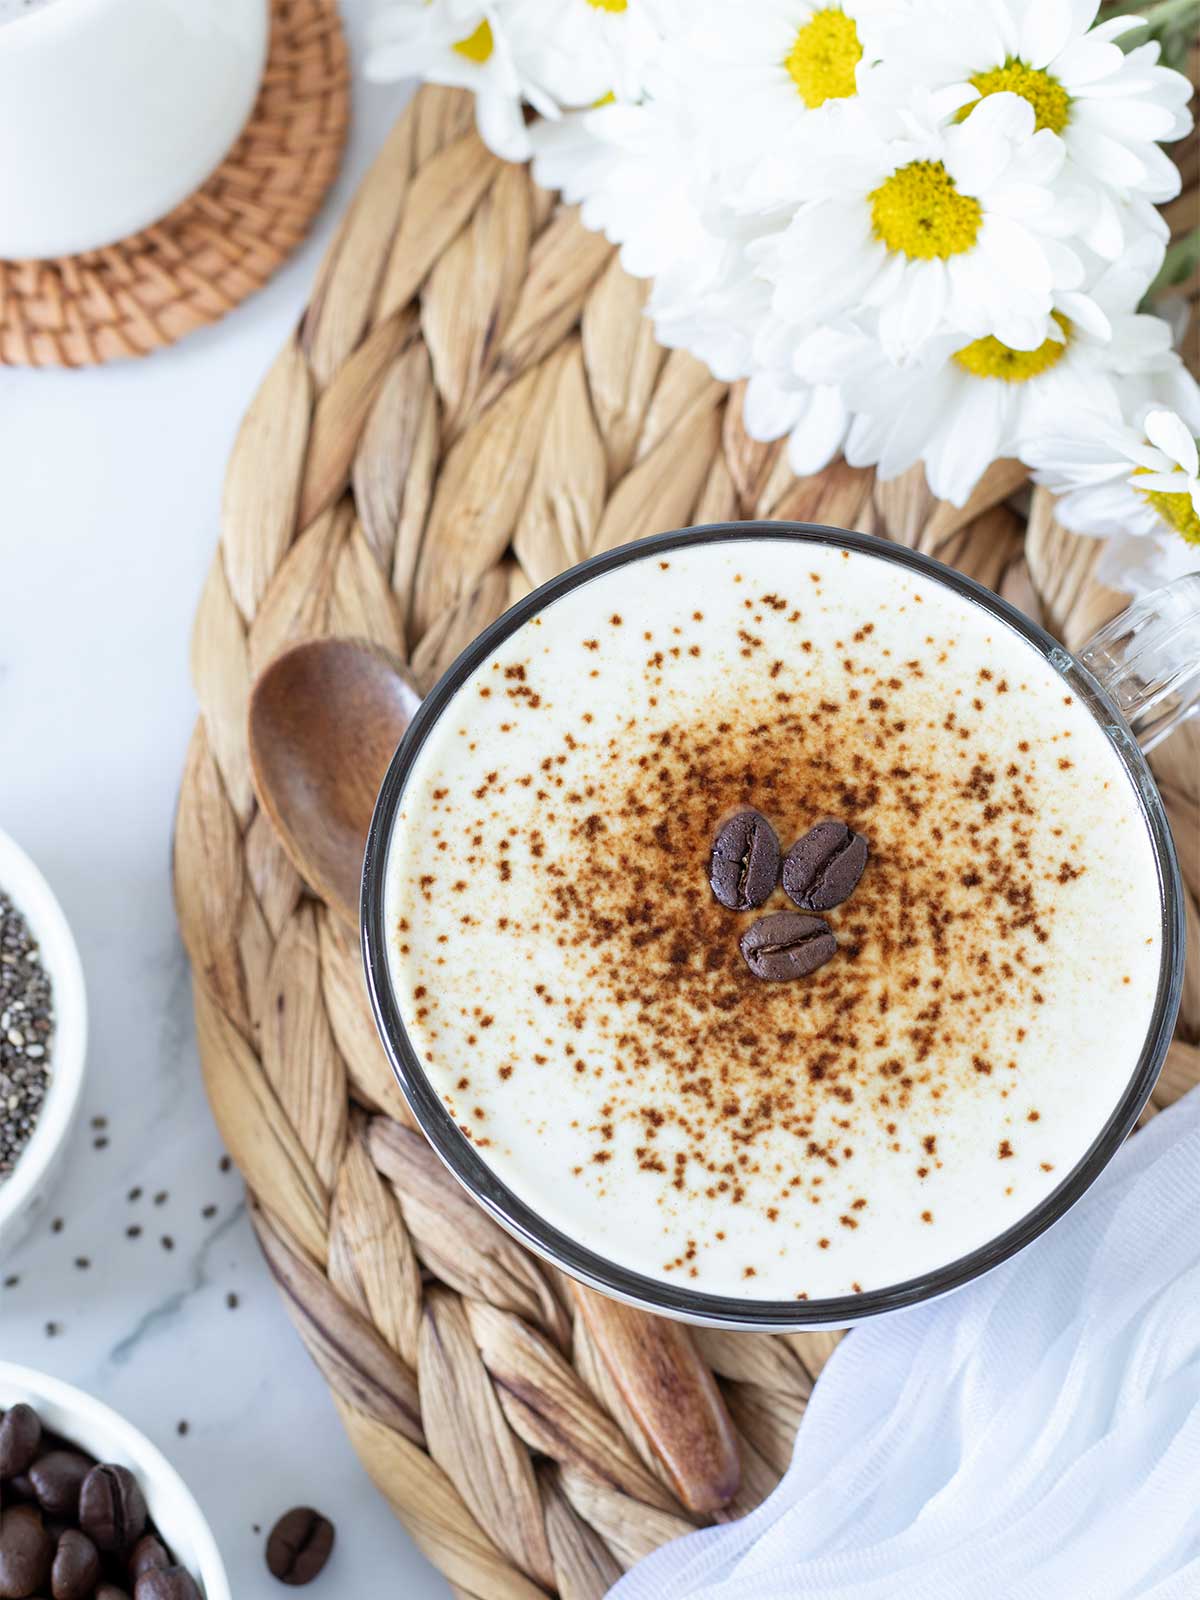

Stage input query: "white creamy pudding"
[{"left": 383, "top": 537, "right": 1162, "bottom": 1302}]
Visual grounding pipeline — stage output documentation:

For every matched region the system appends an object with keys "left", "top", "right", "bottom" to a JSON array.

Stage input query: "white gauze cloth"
[{"left": 611, "top": 1089, "right": 1200, "bottom": 1600}]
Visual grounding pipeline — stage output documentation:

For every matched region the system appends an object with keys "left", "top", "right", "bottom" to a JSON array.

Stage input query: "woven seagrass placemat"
[
  {"left": 0, "top": 0, "right": 348, "bottom": 368},
  {"left": 173, "top": 84, "right": 1200, "bottom": 1598}
]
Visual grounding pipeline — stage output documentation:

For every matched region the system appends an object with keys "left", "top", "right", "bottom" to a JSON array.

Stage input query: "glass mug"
[{"left": 362, "top": 523, "right": 1196, "bottom": 1331}]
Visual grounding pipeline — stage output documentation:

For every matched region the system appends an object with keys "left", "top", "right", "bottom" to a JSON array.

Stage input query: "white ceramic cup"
[
  {"left": 0, "top": 827, "right": 87, "bottom": 1260},
  {"left": 0, "top": 1363, "right": 231, "bottom": 1597},
  {"left": 0, "top": 0, "right": 270, "bottom": 259}
]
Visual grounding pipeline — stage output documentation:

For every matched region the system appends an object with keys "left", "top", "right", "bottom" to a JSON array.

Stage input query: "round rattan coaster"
[
  {"left": 0, "top": 0, "right": 349, "bottom": 369},
  {"left": 174, "top": 85, "right": 1200, "bottom": 1599}
]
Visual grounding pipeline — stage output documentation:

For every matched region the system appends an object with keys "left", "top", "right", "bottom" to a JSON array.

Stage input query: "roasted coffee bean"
[
  {"left": 0, "top": 1409, "right": 41, "bottom": 1481},
  {"left": 6, "top": 1477, "right": 34, "bottom": 1505},
  {"left": 739, "top": 911, "right": 836, "bottom": 981},
  {"left": 27, "top": 1456, "right": 91, "bottom": 1523},
  {"left": 266, "top": 1507, "right": 335, "bottom": 1586},
  {"left": 709, "top": 809, "right": 780, "bottom": 911},
  {"left": 78, "top": 1466, "right": 146, "bottom": 1554},
  {"left": 782, "top": 820, "right": 868, "bottom": 912},
  {"left": 129, "top": 1535, "right": 170, "bottom": 1580},
  {"left": 50, "top": 1528, "right": 99, "bottom": 1600},
  {"left": 133, "top": 1569, "right": 202, "bottom": 1600},
  {"left": 0, "top": 1504, "right": 52, "bottom": 1598}
]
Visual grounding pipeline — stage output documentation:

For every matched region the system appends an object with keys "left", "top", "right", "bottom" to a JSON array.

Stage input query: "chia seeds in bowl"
[
  {"left": 0, "top": 890, "right": 55, "bottom": 1183},
  {"left": 0, "top": 827, "right": 87, "bottom": 1258}
]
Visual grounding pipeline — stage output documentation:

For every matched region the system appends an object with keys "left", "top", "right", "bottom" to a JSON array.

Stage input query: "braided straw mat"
[
  {"left": 0, "top": 0, "right": 348, "bottom": 369},
  {"left": 174, "top": 84, "right": 1200, "bottom": 1599}
]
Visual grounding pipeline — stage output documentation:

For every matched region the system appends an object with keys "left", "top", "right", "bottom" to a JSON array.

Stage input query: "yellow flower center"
[
  {"left": 869, "top": 160, "right": 982, "bottom": 260},
  {"left": 953, "top": 315, "right": 1071, "bottom": 382},
  {"left": 961, "top": 59, "right": 1070, "bottom": 134},
  {"left": 452, "top": 18, "right": 494, "bottom": 63},
  {"left": 784, "top": 8, "right": 863, "bottom": 108},
  {"left": 586, "top": 0, "right": 628, "bottom": 10},
  {"left": 1133, "top": 470, "right": 1200, "bottom": 545}
]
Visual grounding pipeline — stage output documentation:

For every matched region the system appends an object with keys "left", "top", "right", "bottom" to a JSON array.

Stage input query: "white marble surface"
[{"left": 0, "top": 16, "right": 451, "bottom": 1596}]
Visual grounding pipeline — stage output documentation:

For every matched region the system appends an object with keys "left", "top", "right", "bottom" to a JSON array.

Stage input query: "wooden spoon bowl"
[{"left": 247, "top": 638, "right": 421, "bottom": 929}]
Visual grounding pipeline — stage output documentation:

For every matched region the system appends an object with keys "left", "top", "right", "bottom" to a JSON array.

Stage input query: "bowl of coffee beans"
[
  {"left": 0, "top": 1362, "right": 230, "bottom": 1600},
  {"left": 0, "top": 827, "right": 87, "bottom": 1259}
]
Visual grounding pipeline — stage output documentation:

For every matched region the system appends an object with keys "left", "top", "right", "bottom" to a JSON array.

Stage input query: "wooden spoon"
[
  {"left": 247, "top": 636, "right": 741, "bottom": 1513},
  {"left": 248, "top": 638, "right": 421, "bottom": 929}
]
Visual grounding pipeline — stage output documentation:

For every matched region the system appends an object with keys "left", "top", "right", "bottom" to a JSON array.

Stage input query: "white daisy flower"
[
  {"left": 669, "top": 0, "right": 902, "bottom": 209},
  {"left": 503, "top": 0, "right": 671, "bottom": 110},
  {"left": 839, "top": 241, "right": 1198, "bottom": 504},
  {"left": 750, "top": 87, "right": 1091, "bottom": 360},
  {"left": 875, "top": 0, "right": 1193, "bottom": 256},
  {"left": 1022, "top": 406, "right": 1200, "bottom": 574},
  {"left": 1025, "top": 405, "right": 1200, "bottom": 595},
  {"left": 365, "top": 2, "right": 537, "bottom": 161}
]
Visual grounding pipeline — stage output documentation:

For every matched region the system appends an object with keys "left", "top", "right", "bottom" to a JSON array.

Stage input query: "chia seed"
[{"left": 0, "top": 891, "right": 54, "bottom": 1182}]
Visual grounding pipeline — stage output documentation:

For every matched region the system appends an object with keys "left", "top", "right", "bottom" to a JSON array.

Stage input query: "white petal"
[
  {"left": 1020, "top": 0, "right": 1074, "bottom": 69},
  {"left": 787, "top": 389, "right": 850, "bottom": 476},
  {"left": 742, "top": 371, "right": 803, "bottom": 442},
  {"left": 1070, "top": 184, "right": 1124, "bottom": 260},
  {"left": 1067, "top": 125, "right": 1149, "bottom": 189},
  {"left": 1136, "top": 470, "right": 1194, "bottom": 493},
  {"left": 1054, "top": 36, "right": 1125, "bottom": 89},
  {"left": 1145, "top": 411, "right": 1199, "bottom": 477},
  {"left": 1055, "top": 292, "right": 1111, "bottom": 341},
  {"left": 1078, "top": 96, "right": 1181, "bottom": 143},
  {"left": 474, "top": 90, "right": 532, "bottom": 161},
  {"left": 928, "top": 378, "right": 1008, "bottom": 503}
]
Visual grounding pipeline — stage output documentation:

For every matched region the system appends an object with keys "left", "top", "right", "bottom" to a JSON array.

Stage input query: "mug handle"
[{"left": 1075, "top": 574, "right": 1200, "bottom": 753}]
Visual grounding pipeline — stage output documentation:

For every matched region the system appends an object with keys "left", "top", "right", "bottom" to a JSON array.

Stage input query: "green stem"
[
  {"left": 1145, "top": 226, "right": 1200, "bottom": 304},
  {"left": 1101, "top": 0, "right": 1197, "bottom": 22},
  {"left": 1109, "top": 0, "right": 1200, "bottom": 45}
]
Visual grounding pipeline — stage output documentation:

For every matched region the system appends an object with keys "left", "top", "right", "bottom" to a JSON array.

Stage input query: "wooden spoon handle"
[{"left": 570, "top": 1282, "right": 741, "bottom": 1513}]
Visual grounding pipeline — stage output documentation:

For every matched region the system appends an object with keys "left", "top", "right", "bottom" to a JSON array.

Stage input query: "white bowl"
[
  {"left": 0, "top": 827, "right": 87, "bottom": 1258},
  {"left": 0, "top": 1362, "right": 231, "bottom": 1599}
]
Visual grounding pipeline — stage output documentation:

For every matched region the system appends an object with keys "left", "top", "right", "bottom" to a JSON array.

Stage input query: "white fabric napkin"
[{"left": 612, "top": 1089, "right": 1200, "bottom": 1600}]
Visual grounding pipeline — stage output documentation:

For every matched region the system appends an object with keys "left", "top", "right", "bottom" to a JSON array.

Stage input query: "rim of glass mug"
[{"left": 361, "top": 522, "right": 1186, "bottom": 1331}]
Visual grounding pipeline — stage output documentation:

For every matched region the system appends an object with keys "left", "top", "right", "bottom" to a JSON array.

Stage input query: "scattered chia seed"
[
  {"left": 90, "top": 1114, "right": 107, "bottom": 1129},
  {"left": 226, "top": 1292, "right": 239, "bottom": 1310},
  {"left": 128, "top": 1186, "right": 142, "bottom": 1202},
  {"left": 177, "top": 1420, "right": 189, "bottom": 1436},
  {"left": 201, "top": 1204, "right": 217, "bottom": 1220},
  {"left": 126, "top": 1225, "right": 142, "bottom": 1239},
  {"left": 50, "top": 1217, "right": 63, "bottom": 1234},
  {"left": 45, "top": 1321, "right": 60, "bottom": 1337},
  {"left": 3, "top": 1274, "right": 18, "bottom": 1289},
  {"left": 74, "top": 1256, "right": 90, "bottom": 1270},
  {"left": 93, "top": 1135, "right": 108, "bottom": 1150},
  {"left": 0, "top": 891, "right": 55, "bottom": 1182},
  {"left": 161, "top": 1235, "right": 174, "bottom": 1251},
  {"left": 154, "top": 1190, "right": 168, "bottom": 1206},
  {"left": 219, "top": 1155, "right": 232, "bottom": 1173}
]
